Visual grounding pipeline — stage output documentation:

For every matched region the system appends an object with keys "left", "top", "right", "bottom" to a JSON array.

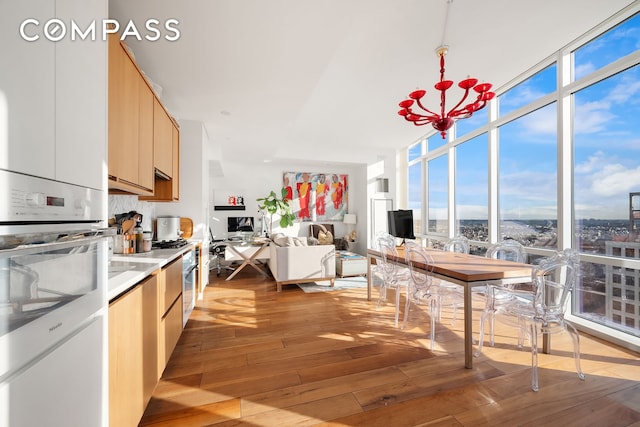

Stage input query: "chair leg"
[
  {"left": 377, "top": 283, "right": 387, "bottom": 308},
  {"left": 474, "top": 308, "right": 490, "bottom": 357},
  {"left": 565, "top": 321, "right": 585, "bottom": 381},
  {"left": 401, "top": 289, "right": 412, "bottom": 329},
  {"left": 530, "top": 322, "right": 539, "bottom": 392},
  {"left": 394, "top": 285, "right": 401, "bottom": 327},
  {"left": 429, "top": 298, "right": 437, "bottom": 351},
  {"left": 517, "top": 317, "right": 526, "bottom": 349}
]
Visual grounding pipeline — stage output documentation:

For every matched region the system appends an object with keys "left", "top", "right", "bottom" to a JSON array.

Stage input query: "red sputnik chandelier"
[
  {"left": 398, "top": 46, "right": 495, "bottom": 139},
  {"left": 397, "top": 1, "right": 495, "bottom": 139}
]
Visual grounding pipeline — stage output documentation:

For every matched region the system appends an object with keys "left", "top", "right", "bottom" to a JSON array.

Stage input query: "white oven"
[{"left": 0, "top": 169, "right": 106, "bottom": 427}]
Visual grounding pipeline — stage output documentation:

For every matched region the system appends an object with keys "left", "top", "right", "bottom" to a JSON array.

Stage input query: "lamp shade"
[{"left": 343, "top": 214, "right": 357, "bottom": 225}]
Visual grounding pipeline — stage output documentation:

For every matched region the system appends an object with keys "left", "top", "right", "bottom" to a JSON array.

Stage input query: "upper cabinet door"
[
  {"left": 138, "top": 79, "right": 155, "bottom": 191},
  {"left": 153, "top": 98, "right": 173, "bottom": 178},
  {"left": 0, "top": 0, "right": 107, "bottom": 190},
  {"left": 55, "top": 0, "right": 107, "bottom": 190},
  {"left": 0, "top": 0, "right": 55, "bottom": 179}
]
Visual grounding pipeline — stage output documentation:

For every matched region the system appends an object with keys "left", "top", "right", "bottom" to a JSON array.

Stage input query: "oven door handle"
[
  {"left": 184, "top": 264, "right": 198, "bottom": 276},
  {"left": 1, "top": 234, "right": 104, "bottom": 256}
]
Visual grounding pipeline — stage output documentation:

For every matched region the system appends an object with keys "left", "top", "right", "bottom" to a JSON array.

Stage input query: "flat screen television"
[
  {"left": 227, "top": 216, "right": 255, "bottom": 233},
  {"left": 387, "top": 209, "right": 415, "bottom": 242}
]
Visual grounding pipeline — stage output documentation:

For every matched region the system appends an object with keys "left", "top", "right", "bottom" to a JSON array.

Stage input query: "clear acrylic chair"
[
  {"left": 438, "top": 235, "right": 470, "bottom": 322},
  {"left": 475, "top": 248, "right": 584, "bottom": 391},
  {"left": 375, "top": 233, "right": 410, "bottom": 327},
  {"left": 477, "top": 239, "right": 527, "bottom": 347},
  {"left": 402, "top": 241, "right": 464, "bottom": 350},
  {"left": 443, "top": 235, "right": 470, "bottom": 254}
]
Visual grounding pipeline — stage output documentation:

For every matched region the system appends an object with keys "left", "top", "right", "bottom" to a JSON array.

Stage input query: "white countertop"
[{"left": 108, "top": 243, "right": 196, "bottom": 301}]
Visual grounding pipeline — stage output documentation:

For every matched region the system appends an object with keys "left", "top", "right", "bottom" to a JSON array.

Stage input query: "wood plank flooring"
[{"left": 139, "top": 268, "right": 640, "bottom": 426}]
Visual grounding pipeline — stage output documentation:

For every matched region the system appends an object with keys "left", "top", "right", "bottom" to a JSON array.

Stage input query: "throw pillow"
[
  {"left": 318, "top": 230, "right": 333, "bottom": 245},
  {"left": 308, "top": 236, "right": 319, "bottom": 246}
]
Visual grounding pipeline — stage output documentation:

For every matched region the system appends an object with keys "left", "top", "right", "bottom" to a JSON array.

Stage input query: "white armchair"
[{"left": 268, "top": 242, "right": 336, "bottom": 292}]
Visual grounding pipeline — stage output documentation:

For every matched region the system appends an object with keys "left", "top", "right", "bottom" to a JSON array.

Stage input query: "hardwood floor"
[{"left": 139, "top": 268, "right": 640, "bottom": 426}]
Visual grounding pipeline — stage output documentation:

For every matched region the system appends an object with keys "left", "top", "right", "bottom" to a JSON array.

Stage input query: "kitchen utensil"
[
  {"left": 180, "top": 217, "right": 194, "bottom": 239},
  {"left": 121, "top": 219, "right": 135, "bottom": 235}
]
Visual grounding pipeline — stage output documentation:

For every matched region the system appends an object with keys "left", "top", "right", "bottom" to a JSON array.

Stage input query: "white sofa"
[{"left": 268, "top": 242, "right": 336, "bottom": 292}]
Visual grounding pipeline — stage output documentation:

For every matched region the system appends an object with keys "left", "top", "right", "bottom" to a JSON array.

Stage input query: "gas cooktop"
[{"left": 152, "top": 238, "right": 188, "bottom": 249}]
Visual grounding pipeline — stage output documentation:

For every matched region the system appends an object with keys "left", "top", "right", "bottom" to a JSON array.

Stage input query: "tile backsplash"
[{"left": 108, "top": 195, "right": 156, "bottom": 232}]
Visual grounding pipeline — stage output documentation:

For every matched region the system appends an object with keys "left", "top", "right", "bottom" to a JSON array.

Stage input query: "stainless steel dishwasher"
[{"left": 182, "top": 246, "right": 197, "bottom": 326}]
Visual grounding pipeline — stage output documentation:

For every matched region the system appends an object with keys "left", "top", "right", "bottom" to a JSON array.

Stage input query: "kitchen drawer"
[
  {"left": 160, "top": 257, "right": 182, "bottom": 314},
  {"left": 158, "top": 294, "right": 183, "bottom": 375}
]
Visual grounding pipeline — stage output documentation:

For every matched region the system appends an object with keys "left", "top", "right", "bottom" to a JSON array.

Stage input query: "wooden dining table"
[{"left": 367, "top": 247, "right": 533, "bottom": 369}]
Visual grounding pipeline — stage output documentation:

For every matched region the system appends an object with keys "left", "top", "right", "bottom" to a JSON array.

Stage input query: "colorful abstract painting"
[{"left": 283, "top": 172, "right": 348, "bottom": 222}]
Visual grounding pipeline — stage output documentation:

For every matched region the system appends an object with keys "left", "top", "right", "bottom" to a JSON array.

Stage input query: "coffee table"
[{"left": 335, "top": 251, "right": 367, "bottom": 277}]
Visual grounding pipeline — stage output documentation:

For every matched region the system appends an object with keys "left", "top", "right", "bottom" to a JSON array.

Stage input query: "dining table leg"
[{"left": 464, "top": 284, "right": 473, "bottom": 369}]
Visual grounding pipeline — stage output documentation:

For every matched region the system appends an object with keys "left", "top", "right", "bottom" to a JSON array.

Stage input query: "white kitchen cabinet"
[
  {"left": 0, "top": 0, "right": 107, "bottom": 190},
  {"left": 0, "top": 0, "right": 55, "bottom": 179},
  {"left": 0, "top": 318, "right": 105, "bottom": 427},
  {"left": 55, "top": 0, "right": 108, "bottom": 190}
]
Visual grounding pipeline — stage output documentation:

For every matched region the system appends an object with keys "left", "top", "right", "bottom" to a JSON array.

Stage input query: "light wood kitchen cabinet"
[
  {"left": 138, "top": 78, "right": 155, "bottom": 192},
  {"left": 139, "top": 119, "right": 181, "bottom": 202},
  {"left": 109, "top": 274, "right": 159, "bottom": 427},
  {"left": 107, "top": 32, "right": 181, "bottom": 201},
  {"left": 172, "top": 123, "right": 180, "bottom": 199},
  {"left": 157, "top": 257, "right": 183, "bottom": 374},
  {"left": 154, "top": 97, "right": 173, "bottom": 178},
  {"left": 160, "top": 294, "right": 184, "bottom": 373},
  {"left": 108, "top": 255, "right": 186, "bottom": 426},
  {"left": 108, "top": 33, "right": 154, "bottom": 196}
]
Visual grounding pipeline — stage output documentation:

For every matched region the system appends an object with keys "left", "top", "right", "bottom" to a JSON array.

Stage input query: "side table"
[{"left": 335, "top": 251, "right": 367, "bottom": 277}]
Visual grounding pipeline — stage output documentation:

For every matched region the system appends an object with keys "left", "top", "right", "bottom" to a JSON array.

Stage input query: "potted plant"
[{"left": 256, "top": 188, "right": 296, "bottom": 236}]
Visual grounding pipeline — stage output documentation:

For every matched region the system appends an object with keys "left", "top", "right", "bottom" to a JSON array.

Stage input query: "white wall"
[
  {"left": 155, "top": 120, "right": 210, "bottom": 244},
  {"left": 365, "top": 152, "right": 397, "bottom": 247},
  {"left": 210, "top": 160, "right": 369, "bottom": 254}
]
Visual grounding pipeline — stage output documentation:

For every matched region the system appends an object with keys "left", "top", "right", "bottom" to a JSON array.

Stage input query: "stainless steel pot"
[{"left": 156, "top": 216, "right": 182, "bottom": 241}]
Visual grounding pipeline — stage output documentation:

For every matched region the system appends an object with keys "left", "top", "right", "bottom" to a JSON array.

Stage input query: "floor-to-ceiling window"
[
  {"left": 498, "top": 103, "right": 558, "bottom": 247},
  {"left": 455, "top": 133, "right": 488, "bottom": 243},
  {"left": 427, "top": 154, "right": 448, "bottom": 235},
  {"left": 408, "top": 140, "right": 423, "bottom": 235},
  {"left": 400, "top": 6, "right": 640, "bottom": 349},
  {"left": 571, "top": 12, "right": 640, "bottom": 340}
]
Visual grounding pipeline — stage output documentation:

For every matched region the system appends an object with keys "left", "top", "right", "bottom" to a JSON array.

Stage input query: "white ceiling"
[{"left": 109, "top": 0, "right": 636, "bottom": 167}]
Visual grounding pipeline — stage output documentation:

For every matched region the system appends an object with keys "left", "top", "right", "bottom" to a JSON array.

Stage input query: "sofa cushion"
[{"left": 273, "top": 236, "right": 309, "bottom": 247}]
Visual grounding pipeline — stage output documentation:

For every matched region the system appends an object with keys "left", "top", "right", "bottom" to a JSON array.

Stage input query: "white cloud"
[
  {"left": 574, "top": 100, "right": 615, "bottom": 134},
  {"left": 518, "top": 105, "right": 557, "bottom": 136},
  {"left": 574, "top": 62, "right": 596, "bottom": 80},
  {"left": 574, "top": 151, "right": 605, "bottom": 174},
  {"left": 591, "top": 164, "right": 640, "bottom": 196}
]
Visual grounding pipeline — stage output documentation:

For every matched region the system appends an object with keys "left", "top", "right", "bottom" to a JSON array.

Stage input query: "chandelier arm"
[
  {"left": 414, "top": 97, "right": 441, "bottom": 118},
  {"left": 412, "top": 117, "right": 436, "bottom": 126},
  {"left": 446, "top": 88, "right": 472, "bottom": 118}
]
